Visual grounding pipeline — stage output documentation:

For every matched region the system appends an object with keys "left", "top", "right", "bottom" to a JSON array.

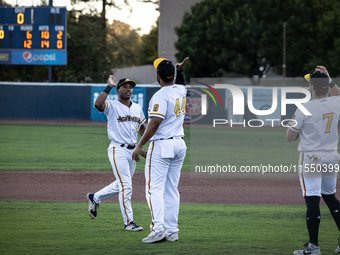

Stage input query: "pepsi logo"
[{"left": 23, "top": 51, "right": 32, "bottom": 62}]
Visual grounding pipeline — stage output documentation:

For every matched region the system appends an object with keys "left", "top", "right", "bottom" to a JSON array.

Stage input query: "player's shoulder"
[
  {"left": 330, "top": 95, "right": 340, "bottom": 103},
  {"left": 164, "top": 84, "right": 187, "bottom": 95},
  {"left": 106, "top": 100, "right": 125, "bottom": 110},
  {"left": 152, "top": 87, "right": 168, "bottom": 98},
  {"left": 316, "top": 96, "right": 340, "bottom": 106},
  {"left": 106, "top": 99, "right": 119, "bottom": 104}
]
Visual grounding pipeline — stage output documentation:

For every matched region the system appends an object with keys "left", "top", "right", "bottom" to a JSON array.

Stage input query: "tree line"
[
  {"left": 175, "top": 0, "right": 340, "bottom": 80},
  {"left": 2, "top": 0, "right": 340, "bottom": 82}
]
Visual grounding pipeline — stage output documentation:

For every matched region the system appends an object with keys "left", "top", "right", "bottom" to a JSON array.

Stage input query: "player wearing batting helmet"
[{"left": 287, "top": 66, "right": 340, "bottom": 254}]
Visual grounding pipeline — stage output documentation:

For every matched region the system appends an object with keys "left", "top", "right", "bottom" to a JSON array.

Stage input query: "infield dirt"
[{"left": 1, "top": 170, "right": 337, "bottom": 206}]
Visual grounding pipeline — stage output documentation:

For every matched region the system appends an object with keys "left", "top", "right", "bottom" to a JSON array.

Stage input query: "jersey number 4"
[
  {"left": 323, "top": 113, "right": 333, "bottom": 133},
  {"left": 174, "top": 97, "right": 186, "bottom": 117}
]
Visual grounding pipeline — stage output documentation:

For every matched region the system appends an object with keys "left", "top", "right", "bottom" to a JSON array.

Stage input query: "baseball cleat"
[
  {"left": 142, "top": 230, "right": 166, "bottom": 243},
  {"left": 166, "top": 232, "right": 178, "bottom": 242},
  {"left": 124, "top": 221, "right": 143, "bottom": 231},
  {"left": 336, "top": 237, "right": 340, "bottom": 253},
  {"left": 86, "top": 193, "right": 99, "bottom": 219},
  {"left": 336, "top": 246, "right": 340, "bottom": 253},
  {"left": 293, "top": 242, "right": 321, "bottom": 254}
]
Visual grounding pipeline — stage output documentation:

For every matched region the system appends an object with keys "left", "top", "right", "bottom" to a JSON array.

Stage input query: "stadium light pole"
[
  {"left": 48, "top": 0, "right": 53, "bottom": 82},
  {"left": 283, "top": 22, "right": 286, "bottom": 80}
]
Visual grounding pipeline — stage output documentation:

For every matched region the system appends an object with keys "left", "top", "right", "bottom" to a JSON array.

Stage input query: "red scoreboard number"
[{"left": 0, "top": 7, "right": 67, "bottom": 50}]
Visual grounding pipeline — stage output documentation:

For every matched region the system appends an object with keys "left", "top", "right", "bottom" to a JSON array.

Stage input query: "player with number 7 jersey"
[{"left": 287, "top": 69, "right": 340, "bottom": 254}]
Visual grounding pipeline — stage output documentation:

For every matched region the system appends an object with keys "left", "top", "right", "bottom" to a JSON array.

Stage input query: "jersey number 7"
[{"left": 323, "top": 113, "right": 333, "bottom": 133}]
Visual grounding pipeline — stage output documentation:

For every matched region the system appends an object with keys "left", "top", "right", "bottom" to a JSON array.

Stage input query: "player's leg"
[
  {"left": 163, "top": 140, "right": 187, "bottom": 241},
  {"left": 295, "top": 153, "right": 322, "bottom": 254},
  {"left": 87, "top": 181, "right": 120, "bottom": 218},
  {"left": 143, "top": 141, "right": 168, "bottom": 243},
  {"left": 320, "top": 152, "right": 340, "bottom": 252},
  {"left": 108, "top": 146, "right": 134, "bottom": 226},
  {"left": 93, "top": 181, "right": 119, "bottom": 203},
  {"left": 305, "top": 196, "right": 321, "bottom": 245},
  {"left": 321, "top": 168, "right": 340, "bottom": 230},
  {"left": 123, "top": 154, "right": 143, "bottom": 231}
]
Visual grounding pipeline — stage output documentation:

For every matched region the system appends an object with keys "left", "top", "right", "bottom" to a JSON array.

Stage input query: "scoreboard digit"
[{"left": 0, "top": 6, "right": 67, "bottom": 65}]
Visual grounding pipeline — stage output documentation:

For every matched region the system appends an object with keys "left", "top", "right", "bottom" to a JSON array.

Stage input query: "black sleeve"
[{"left": 175, "top": 68, "right": 186, "bottom": 85}]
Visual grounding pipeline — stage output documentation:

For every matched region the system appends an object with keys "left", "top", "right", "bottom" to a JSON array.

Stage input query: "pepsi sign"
[{"left": 10, "top": 50, "right": 66, "bottom": 65}]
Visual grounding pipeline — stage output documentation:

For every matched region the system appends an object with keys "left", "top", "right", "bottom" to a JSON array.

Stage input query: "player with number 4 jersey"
[
  {"left": 132, "top": 57, "right": 189, "bottom": 243},
  {"left": 147, "top": 81, "right": 186, "bottom": 141}
]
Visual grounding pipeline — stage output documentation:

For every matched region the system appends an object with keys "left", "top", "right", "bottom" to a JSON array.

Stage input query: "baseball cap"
[
  {"left": 117, "top": 78, "right": 136, "bottom": 89},
  {"left": 304, "top": 71, "right": 329, "bottom": 89},
  {"left": 153, "top": 58, "right": 175, "bottom": 82}
]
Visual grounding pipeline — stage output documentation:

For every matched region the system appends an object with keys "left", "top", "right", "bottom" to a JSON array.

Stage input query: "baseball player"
[
  {"left": 132, "top": 57, "right": 189, "bottom": 243},
  {"left": 86, "top": 75, "right": 145, "bottom": 231},
  {"left": 287, "top": 67, "right": 340, "bottom": 254}
]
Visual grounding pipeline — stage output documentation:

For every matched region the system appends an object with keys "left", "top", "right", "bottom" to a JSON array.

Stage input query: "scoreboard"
[{"left": 0, "top": 6, "right": 67, "bottom": 65}]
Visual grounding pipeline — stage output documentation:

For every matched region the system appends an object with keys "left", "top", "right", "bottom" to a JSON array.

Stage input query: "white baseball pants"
[
  {"left": 299, "top": 150, "right": 340, "bottom": 197},
  {"left": 145, "top": 138, "right": 187, "bottom": 234},
  {"left": 94, "top": 145, "right": 136, "bottom": 225}
]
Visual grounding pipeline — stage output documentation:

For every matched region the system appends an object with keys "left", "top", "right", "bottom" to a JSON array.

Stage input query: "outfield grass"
[
  {"left": 190, "top": 126, "right": 299, "bottom": 171},
  {"left": 0, "top": 200, "right": 339, "bottom": 255},
  {"left": 0, "top": 124, "right": 190, "bottom": 171},
  {"left": 0, "top": 124, "right": 302, "bottom": 173},
  {"left": 0, "top": 124, "right": 157, "bottom": 171}
]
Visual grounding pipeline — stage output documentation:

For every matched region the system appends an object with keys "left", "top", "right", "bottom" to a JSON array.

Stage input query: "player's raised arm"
[
  {"left": 315, "top": 66, "right": 340, "bottom": 96},
  {"left": 175, "top": 57, "right": 189, "bottom": 85},
  {"left": 94, "top": 75, "right": 117, "bottom": 112}
]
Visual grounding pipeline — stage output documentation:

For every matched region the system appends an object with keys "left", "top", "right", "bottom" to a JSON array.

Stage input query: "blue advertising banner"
[
  {"left": 10, "top": 50, "right": 67, "bottom": 65},
  {"left": 91, "top": 86, "right": 146, "bottom": 121},
  {"left": 0, "top": 51, "right": 11, "bottom": 64}
]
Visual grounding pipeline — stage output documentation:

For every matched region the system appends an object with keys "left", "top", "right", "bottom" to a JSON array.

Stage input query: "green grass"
[
  {"left": 190, "top": 126, "right": 299, "bottom": 171},
  {"left": 0, "top": 124, "right": 190, "bottom": 172},
  {"left": 0, "top": 200, "right": 339, "bottom": 255},
  {"left": 0, "top": 124, "right": 300, "bottom": 173},
  {"left": 0, "top": 124, "right": 111, "bottom": 171},
  {"left": 0, "top": 124, "right": 150, "bottom": 171}
]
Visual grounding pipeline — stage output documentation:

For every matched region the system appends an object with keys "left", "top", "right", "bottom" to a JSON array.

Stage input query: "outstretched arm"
[
  {"left": 175, "top": 57, "right": 189, "bottom": 85},
  {"left": 94, "top": 75, "right": 117, "bottom": 112}
]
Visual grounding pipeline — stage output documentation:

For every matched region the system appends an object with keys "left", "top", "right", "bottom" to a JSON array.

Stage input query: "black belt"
[
  {"left": 120, "top": 144, "right": 136, "bottom": 149},
  {"left": 160, "top": 137, "right": 184, "bottom": 140}
]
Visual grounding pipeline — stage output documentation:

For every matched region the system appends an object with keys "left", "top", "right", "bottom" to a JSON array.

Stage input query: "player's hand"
[
  {"left": 315, "top": 66, "right": 330, "bottom": 78},
  {"left": 107, "top": 75, "right": 117, "bottom": 88},
  {"left": 175, "top": 57, "right": 189, "bottom": 69},
  {"left": 139, "top": 148, "right": 148, "bottom": 158},
  {"left": 132, "top": 145, "right": 143, "bottom": 162}
]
